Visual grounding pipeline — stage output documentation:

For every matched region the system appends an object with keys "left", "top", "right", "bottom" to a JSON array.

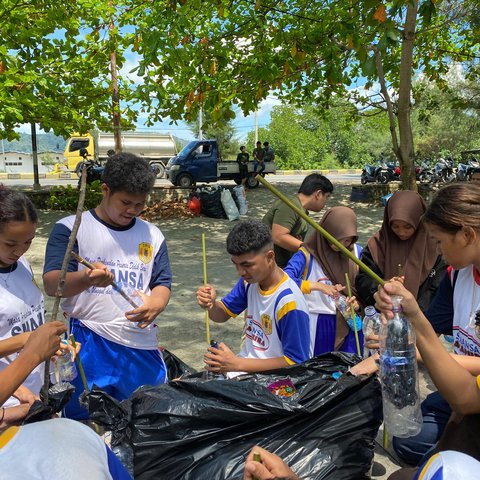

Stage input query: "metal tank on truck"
[{"left": 63, "top": 132, "right": 177, "bottom": 178}]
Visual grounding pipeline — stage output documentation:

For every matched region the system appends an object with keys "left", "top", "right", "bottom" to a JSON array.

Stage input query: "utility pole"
[
  {"left": 198, "top": 107, "right": 203, "bottom": 140},
  {"left": 31, "top": 122, "right": 41, "bottom": 190},
  {"left": 254, "top": 110, "right": 258, "bottom": 144},
  {"left": 109, "top": 0, "right": 121, "bottom": 153}
]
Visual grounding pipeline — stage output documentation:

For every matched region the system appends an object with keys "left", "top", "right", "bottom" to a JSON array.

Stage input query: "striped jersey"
[{"left": 220, "top": 273, "right": 312, "bottom": 365}]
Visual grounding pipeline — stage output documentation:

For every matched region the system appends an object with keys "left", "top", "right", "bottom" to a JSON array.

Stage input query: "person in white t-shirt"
[
  {"left": 43, "top": 153, "right": 172, "bottom": 420},
  {"left": 0, "top": 187, "right": 48, "bottom": 424},
  {"left": 196, "top": 220, "right": 312, "bottom": 376}
]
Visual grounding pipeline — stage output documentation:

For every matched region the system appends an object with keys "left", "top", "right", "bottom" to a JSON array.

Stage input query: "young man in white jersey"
[
  {"left": 196, "top": 219, "right": 312, "bottom": 376},
  {"left": 43, "top": 153, "right": 172, "bottom": 420}
]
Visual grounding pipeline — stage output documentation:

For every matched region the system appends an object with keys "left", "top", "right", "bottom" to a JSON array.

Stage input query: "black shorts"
[{"left": 239, "top": 164, "right": 248, "bottom": 178}]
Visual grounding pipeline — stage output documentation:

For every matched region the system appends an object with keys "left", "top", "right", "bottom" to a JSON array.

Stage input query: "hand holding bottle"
[{"left": 374, "top": 280, "right": 422, "bottom": 321}]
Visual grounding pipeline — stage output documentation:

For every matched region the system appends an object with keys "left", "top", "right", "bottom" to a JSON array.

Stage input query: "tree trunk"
[
  {"left": 109, "top": 0, "right": 121, "bottom": 153},
  {"left": 396, "top": 0, "right": 419, "bottom": 191}
]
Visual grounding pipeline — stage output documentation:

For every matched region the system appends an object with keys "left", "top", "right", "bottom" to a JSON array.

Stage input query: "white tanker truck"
[{"left": 63, "top": 132, "right": 178, "bottom": 178}]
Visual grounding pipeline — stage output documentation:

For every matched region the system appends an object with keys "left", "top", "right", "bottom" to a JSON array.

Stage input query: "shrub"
[{"left": 47, "top": 180, "right": 102, "bottom": 211}]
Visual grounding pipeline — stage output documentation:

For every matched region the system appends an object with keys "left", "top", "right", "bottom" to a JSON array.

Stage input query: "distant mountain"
[{"left": 2, "top": 133, "right": 66, "bottom": 153}]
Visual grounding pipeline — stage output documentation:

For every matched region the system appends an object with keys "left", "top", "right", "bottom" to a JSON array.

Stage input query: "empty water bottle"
[
  {"left": 112, "top": 442, "right": 134, "bottom": 477},
  {"left": 362, "top": 306, "right": 382, "bottom": 358},
  {"left": 378, "top": 295, "right": 422, "bottom": 437},
  {"left": 203, "top": 340, "right": 225, "bottom": 380},
  {"left": 335, "top": 295, "right": 362, "bottom": 332},
  {"left": 54, "top": 347, "right": 77, "bottom": 383}
]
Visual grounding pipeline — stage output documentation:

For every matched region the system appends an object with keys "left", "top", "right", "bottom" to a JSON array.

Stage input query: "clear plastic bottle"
[
  {"left": 112, "top": 443, "right": 134, "bottom": 477},
  {"left": 335, "top": 295, "right": 362, "bottom": 333},
  {"left": 203, "top": 340, "right": 225, "bottom": 380},
  {"left": 334, "top": 295, "right": 349, "bottom": 320},
  {"left": 378, "top": 295, "right": 422, "bottom": 437},
  {"left": 362, "top": 306, "right": 382, "bottom": 358},
  {"left": 54, "top": 349, "right": 78, "bottom": 382}
]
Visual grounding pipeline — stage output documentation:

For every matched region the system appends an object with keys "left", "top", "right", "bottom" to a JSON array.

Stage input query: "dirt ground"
[
  {"left": 27, "top": 180, "right": 432, "bottom": 479},
  {"left": 30, "top": 181, "right": 386, "bottom": 369}
]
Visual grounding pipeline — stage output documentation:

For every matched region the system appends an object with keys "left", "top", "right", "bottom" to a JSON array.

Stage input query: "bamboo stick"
[
  {"left": 255, "top": 175, "right": 385, "bottom": 286},
  {"left": 345, "top": 273, "right": 361, "bottom": 357},
  {"left": 202, "top": 233, "right": 211, "bottom": 345},
  {"left": 71, "top": 251, "right": 139, "bottom": 309},
  {"left": 69, "top": 334, "right": 88, "bottom": 392}
]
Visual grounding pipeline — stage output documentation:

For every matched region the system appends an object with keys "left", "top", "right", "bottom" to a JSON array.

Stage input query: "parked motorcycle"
[
  {"left": 415, "top": 161, "right": 434, "bottom": 184},
  {"left": 361, "top": 164, "right": 389, "bottom": 184},
  {"left": 76, "top": 149, "right": 161, "bottom": 188},
  {"left": 75, "top": 149, "right": 103, "bottom": 188},
  {"left": 384, "top": 162, "right": 401, "bottom": 182},
  {"left": 456, "top": 157, "right": 480, "bottom": 181},
  {"left": 433, "top": 157, "right": 455, "bottom": 183}
]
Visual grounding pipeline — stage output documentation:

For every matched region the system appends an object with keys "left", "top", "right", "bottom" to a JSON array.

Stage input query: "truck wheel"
[
  {"left": 246, "top": 175, "right": 259, "bottom": 189},
  {"left": 150, "top": 162, "right": 165, "bottom": 179},
  {"left": 176, "top": 173, "right": 195, "bottom": 188}
]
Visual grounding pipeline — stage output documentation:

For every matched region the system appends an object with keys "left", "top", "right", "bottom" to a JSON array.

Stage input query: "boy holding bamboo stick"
[
  {"left": 196, "top": 219, "right": 312, "bottom": 377},
  {"left": 43, "top": 153, "right": 172, "bottom": 420}
]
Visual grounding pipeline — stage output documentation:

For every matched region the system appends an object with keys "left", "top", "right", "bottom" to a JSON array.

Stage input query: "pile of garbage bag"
[{"left": 87, "top": 352, "right": 382, "bottom": 480}]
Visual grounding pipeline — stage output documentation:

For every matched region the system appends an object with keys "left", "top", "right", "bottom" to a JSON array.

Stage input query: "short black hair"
[
  {"left": 263, "top": 141, "right": 269, "bottom": 147},
  {"left": 102, "top": 152, "right": 155, "bottom": 195},
  {"left": 240, "top": 146, "right": 245, "bottom": 150},
  {"left": 226, "top": 220, "right": 273, "bottom": 255},
  {"left": 256, "top": 141, "right": 262, "bottom": 145},
  {"left": 298, "top": 173, "right": 333, "bottom": 195}
]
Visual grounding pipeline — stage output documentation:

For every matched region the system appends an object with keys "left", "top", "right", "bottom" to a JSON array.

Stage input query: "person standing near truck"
[
  {"left": 236, "top": 146, "right": 250, "bottom": 187},
  {"left": 263, "top": 142, "right": 275, "bottom": 163},
  {"left": 253, "top": 141, "right": 265, "bottom": 175}
]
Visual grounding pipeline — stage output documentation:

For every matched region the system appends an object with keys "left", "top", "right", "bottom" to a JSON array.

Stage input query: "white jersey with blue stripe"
[
  {"left": 220, "top": 273, "right": 312, "bottom": 366},
  {"left": 44, "top": 210, "right": 172, "bottom": 350},
  {"left": 413, "top": 451, "right": 480, "bottom": 480},
  {"left": 0, "top": 257, "right": 45, "bottom": 407},
  {"left": 284, "top": 245, "right": 362, "bottom": 316}
]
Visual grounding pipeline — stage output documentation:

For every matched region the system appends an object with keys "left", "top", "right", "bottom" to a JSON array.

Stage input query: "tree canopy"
[{"left": 1, "top": 0, "right": 478, "bottom": 185}]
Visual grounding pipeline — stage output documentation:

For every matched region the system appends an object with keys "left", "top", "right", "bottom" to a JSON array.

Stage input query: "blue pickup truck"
[{"left": 166, "top": 139, "right": 276, "bottom": 188}]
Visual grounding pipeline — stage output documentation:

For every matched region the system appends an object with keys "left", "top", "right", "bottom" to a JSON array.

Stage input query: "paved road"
[{"left": 0, "top": 172, "right": 361, "bottom": 188}]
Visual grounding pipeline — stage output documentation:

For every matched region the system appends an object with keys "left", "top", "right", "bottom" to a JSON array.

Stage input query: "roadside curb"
[
  {"left": 0, "top": 169, "right": 363, "bottom": 180},
  {"left": 0, "top": 172, "right": 72, "bottom": 180},
  {"left": 276, "top": 169, "right": 362, "bottom": 175}
]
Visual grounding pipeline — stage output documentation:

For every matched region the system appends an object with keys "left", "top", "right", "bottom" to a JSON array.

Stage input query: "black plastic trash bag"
[
  {"left": 89, "top": 353, "right": 382, "bottom": 480},
  {"left": 23, "top": 382, "right": 75, "bottom": 424},
  {"left": 196, "top": 186, "right": 227, "bottom": 219},
  {"left": 161, "top": 347, "right": 197, "bottom": 381}
]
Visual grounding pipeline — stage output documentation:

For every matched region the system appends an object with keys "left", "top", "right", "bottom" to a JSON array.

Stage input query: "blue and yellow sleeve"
[
  {"left": 220, "top": 277, "right": 248, "bottom": 318},
  {"left": 275, "top": 293, "right": 311, "bottom": 364}
]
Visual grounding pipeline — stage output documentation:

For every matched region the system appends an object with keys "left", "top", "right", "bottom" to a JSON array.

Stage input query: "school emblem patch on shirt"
[
  {"left": 261, "top": 314, "right": 272, "bottom": 335},
  {"left": 138, "top": 242, "right": 153, "bottom": 264}
]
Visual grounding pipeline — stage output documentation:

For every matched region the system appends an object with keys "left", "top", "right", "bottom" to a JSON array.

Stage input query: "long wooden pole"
[
  {"left": 41, "top": 166, "right": 88, "bottom": 401},
  {"left": 202, "top": 233, "right": 211, "bottom": 345},
  {"left": 255, "top": 175, "right": 385, "bottom": 286}
]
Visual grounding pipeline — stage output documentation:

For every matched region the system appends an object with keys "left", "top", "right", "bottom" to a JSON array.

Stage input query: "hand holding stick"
[{"left": 71, "top": 251, "right": 139, "bottom": 309}]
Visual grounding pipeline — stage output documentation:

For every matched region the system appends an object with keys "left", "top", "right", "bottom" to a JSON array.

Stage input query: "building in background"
[{"left": 0, "top": 151, "right": 63, "bottom": 173}]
